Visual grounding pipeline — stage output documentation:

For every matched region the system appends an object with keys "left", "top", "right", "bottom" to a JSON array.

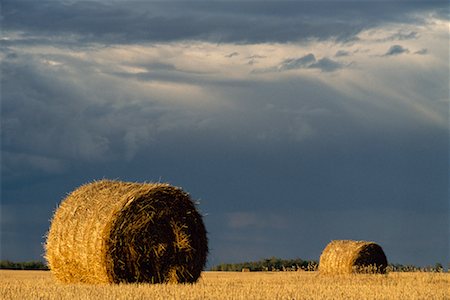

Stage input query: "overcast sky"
[{"left": 1, "top": 0, "right": 448, "bottom": 268}]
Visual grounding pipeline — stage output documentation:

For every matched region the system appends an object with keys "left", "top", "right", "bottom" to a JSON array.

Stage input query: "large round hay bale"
[
  {"left": 319, "top": 240, "right": 388, "bottom": 274},
  {"left": 45, "top": 180, "right": 208, "bottom": 284}
]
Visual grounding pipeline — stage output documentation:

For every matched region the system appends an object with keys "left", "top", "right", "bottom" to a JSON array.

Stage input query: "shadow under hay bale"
[
  {"left": 319, "top": 240, "right": 388, "bottom": 275},
  {"left": 45, "top": 180, "right": 208, "bottom": 284}
]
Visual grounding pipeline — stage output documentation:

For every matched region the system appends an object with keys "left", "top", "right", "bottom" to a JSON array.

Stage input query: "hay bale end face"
[
  {"left": 45, "top": 180, "right": 208, "bottom": 284},
  {"left": 319, "top": 240, "right": 388, "bottom": 275}
]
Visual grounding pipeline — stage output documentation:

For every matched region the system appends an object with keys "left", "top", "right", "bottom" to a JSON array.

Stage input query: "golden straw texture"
[
  {"left": 45, "top": 180, "right": 208, "bottom": 284},
  {"left": 319, "top": 240, "right": 388, "bottom": 275}
]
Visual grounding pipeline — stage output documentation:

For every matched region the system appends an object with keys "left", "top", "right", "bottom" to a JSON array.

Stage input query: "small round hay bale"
[
  {"left": 319, "top": 240, "right": 388, "bottom": 275},
  {"left": 45, "top": 180, "right": 208, "bottom": 284}
]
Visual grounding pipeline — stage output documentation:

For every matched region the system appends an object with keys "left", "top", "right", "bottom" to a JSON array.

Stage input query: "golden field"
[{"left": 1, "top": 270, "right": 448, "bottom": 300}]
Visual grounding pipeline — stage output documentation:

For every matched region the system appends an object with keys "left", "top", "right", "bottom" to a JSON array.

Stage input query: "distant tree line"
[
  {"left": 210, "top": 258, "right": 447, "bottom": 272},
  {"left": 0, "top": 260, "right": 49, "bottom": 270},
  {"left": 210, "top": 257, "right": 319, "bottom": 272},
  {"left": 1, "top": 259, "right": 445, "bottom": 272},
  {"left": 387, "top": 263, "right": 445, "bottom": 273}
]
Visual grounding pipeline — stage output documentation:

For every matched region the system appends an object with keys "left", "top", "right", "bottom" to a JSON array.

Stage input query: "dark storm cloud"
[
  {"left": 257, "top": 54, "right": 344, "bottom": 73},
  {"left": 384, "top": 45, "right": 410, "bottom": 56},
  {"left": 335, "top": 50, "right": 351, "bottom": 57},
  {"left": 2, "top": 0, "right": 447, "bottom": 45},
  {"left": 386, "top": 31, "right": 418, "bottom": 41},
  {"left": 278, "top": 54, "right": 317, "bottom": 71},
  {"left": 225, "top": 52, "right": 239, "bottom": 58},
  {"left": 414, "top": 48, "right": 428, "bottom": 55},
  {"left": 309, "top": 57, "right": 344, "bottom": 72},
  {"left": 0, "top": 51, "right": 180, "bottom": 182},
  {"left": 374, "top": 31, "right": 419, "bottom": 42}
]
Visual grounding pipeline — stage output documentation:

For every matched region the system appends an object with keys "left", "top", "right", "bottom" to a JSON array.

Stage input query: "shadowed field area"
[{"left": 1, "top": 270, "right": 448, "bottom": 299}]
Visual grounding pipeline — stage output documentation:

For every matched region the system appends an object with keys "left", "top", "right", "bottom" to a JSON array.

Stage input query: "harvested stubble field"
[{"left": 1, "top": 270, "right": 448, "bottom": 300}]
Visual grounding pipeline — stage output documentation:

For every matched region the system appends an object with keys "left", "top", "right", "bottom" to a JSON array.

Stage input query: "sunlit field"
[{"left": 1, "top": 270, "right": 448, "bottom": 299}]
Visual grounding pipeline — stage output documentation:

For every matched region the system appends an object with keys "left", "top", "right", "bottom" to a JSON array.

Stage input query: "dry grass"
[
  {"left": 1, "top": 270, "right": 448, "bottom": 299},
  {"left": 46, "top": 180, "right": 208, "bottom": 284}
]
